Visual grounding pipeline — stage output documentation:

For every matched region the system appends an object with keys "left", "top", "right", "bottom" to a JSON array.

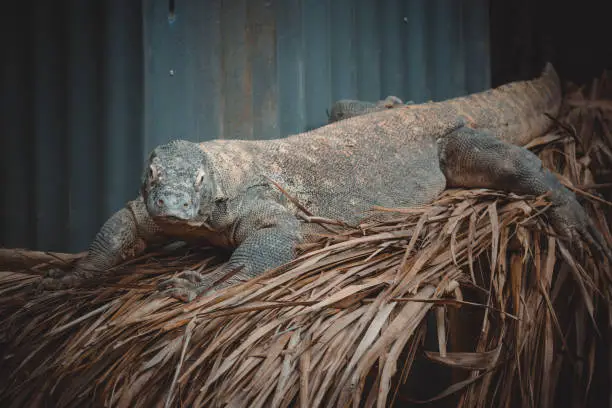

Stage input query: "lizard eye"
[
  {"left": 195, "top": 170, "right": 205, "bottom": 190},
  {"left": 148, "top": 164, "right": 159, "bottom": 183}
]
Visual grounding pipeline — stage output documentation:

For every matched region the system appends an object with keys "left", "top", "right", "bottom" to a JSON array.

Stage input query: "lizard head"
[
  {"left": 141, "top": 140, "right": 216, "bottom": 227},
  {"left": 327, "top": 96, "right": 404, "bottom": 123}
]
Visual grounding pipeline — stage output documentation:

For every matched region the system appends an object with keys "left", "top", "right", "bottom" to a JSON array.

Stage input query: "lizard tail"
[{"left": 445, "top": 62, "right": 562, "bottom": 146}]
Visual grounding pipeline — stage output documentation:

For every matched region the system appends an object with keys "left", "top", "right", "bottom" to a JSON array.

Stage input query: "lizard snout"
[{"left": 147, "top": 189, "right": 198, "bottom": 221}]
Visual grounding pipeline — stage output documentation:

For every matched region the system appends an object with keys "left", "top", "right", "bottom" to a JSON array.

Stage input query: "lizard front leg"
[
  {"left": 158, "top": 199, "right": 301, "bottom": 302},
  {"left": 40, "top": 198, "right": 158, "bottom": 290},
  {"left": 438, "top": 125, "right": 612, "bottom": 260}
]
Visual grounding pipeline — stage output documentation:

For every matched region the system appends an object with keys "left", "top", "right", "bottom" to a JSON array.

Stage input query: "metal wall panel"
[
  {"left": 1, "top": 0, "right": 490, "bottom": 253},
  {"left": 144, "top": 0, "right": 490, "bottom": 142},
  {"left": 1, "top": 0, "right": 144, "bottom": 252}
]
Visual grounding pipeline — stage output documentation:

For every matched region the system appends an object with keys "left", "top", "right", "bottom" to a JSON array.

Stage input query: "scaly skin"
[
  {"left": 40, "top": 63, "right": 611, "bottom": 302},
  {"left": 327, "top": 95, "right": 407, "bottom": 123}
]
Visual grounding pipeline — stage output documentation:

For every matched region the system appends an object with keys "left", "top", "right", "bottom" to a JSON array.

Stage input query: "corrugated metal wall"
[
  {"left": 1, "top": 0, "right": 144, "bottom": 253},
  {"left": 144, "top": 0, "right": 490, "bottom": 147},
  {"left": 1, "top": 0, "right": 490, "bottom": 253}
]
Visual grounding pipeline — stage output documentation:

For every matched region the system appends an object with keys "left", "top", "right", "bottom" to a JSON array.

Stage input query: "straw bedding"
[{"left": 1, "top": 73, "right": 611, "bottom": 408}]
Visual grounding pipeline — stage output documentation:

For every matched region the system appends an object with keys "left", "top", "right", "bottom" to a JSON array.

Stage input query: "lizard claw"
[
  {"left": 157, "top": 270, "right": 211, "bottom": 303},
  {"left": 549, "top": 197, "right": 612, "bottom": 264},
  {"left": 580, "top": 220, "right": 612, "bottom": 264},
  {"left": 44, "top": 268, "right": 68, "bottom": 279},
  {"left": 158, "top": 283, "right": 200, "bottom": 302},
  {"left": 38, "top": 262, "right": 98, "bottom": 292},
  {"left": 37, "top": 270, "right": 80, "bottom": 292}
]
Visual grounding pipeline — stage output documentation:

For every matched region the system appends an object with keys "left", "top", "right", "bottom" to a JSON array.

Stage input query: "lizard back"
[{"left": 198, "top": 63, "right": 562, "bottom": 225}]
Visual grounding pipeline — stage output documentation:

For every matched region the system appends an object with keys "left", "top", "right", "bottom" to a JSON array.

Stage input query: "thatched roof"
[{"left": 1, "top": 72, "right": 611, "bottom": 408}]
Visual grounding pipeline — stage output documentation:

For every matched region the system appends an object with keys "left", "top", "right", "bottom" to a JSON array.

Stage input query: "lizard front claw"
[
  {"left": 549, "top": 198, "right": 612, "bottom": 263},
  {"left": 44, "top": 268, "right": 68, "bottom": 279},
  {"left": 38, "top": 269, "right": 81, "bottom": 291},
  {"left": 157, "top": 270, "right": 213, "bottom": 302}
]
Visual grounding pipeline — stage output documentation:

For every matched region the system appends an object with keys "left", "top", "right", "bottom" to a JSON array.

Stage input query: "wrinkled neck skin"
[
  {"left": 328, "top": 96, "right": 405, "bottom": 123},
  {"left": 328, "top": 100, "right": 387, "bottom": 123}
]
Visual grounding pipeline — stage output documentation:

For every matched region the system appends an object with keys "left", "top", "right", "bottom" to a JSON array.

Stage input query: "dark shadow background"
[{"left": 490, "top": 0, "right": 612, "bottom": 86}]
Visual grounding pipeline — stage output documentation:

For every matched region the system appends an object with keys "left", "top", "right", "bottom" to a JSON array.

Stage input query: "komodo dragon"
[{"left": 40, "top": 63, "right": 610, "bottom": 302}]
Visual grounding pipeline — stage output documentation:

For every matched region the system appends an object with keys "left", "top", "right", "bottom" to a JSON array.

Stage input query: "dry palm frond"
[{"left": 1, "top": 72, "right": 612, "bottom": 408}]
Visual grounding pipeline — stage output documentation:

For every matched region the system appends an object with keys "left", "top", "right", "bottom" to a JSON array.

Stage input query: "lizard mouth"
[
  {"left": 189, "top": 220, "right": 215, "bottom": 231},
  {"left": 153, "top": 215, "right": 214, "bottom": 231}
]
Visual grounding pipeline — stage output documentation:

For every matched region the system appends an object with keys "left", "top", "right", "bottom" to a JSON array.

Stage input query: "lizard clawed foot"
[
  {"left": 44, "top": 268, "right": 67, "bottom": 279},
  {"left": 157, "top": 270, "right": 213, "bottom": 303},
  {"left": 549, "top": 197, "right": 612, "bottom": 264},
  {"left": 37, "top": 268, "right": 81, "bottom": 292}
]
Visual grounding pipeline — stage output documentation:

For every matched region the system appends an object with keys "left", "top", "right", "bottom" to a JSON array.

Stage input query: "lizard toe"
[
  {"left": 157, "top": 276, "right": 186, "bottom": 290},
  {"left": 175, "top": 270, "right": 208, "bottom": 285},
  {"left": 160, "top": 287, "right": 197, "bottom": 303},
  {"left": 549, "top": 199, "right": 612, "bottom": 264},
  {"left": 582, "top": 220, "right": 612, "bottom": 264},
  {"left": 157, "top": 277, "right": 205, "bottom": 303},
  {"left": 44, "top": 268, "right": 67, "bottom": 279},
  {"left": 38, "top": 274, "right": 79, "bottom": 291},
  {"left": 160, "top": 278, "right": 198, "bottom": 303}
]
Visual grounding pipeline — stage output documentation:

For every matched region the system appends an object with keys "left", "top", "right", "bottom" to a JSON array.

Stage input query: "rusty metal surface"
[{"left": 1, "top": 0, "right": 490, "bottom": 252}]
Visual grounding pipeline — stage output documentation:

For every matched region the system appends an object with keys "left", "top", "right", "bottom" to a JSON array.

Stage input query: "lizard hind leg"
[{"left": 437, "top": 125, "right": 612, "bottom": 263}]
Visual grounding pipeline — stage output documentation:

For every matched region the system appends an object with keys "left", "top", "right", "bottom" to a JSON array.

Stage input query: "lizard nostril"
[
  {"left": 183, "top": 202, "right": 189, "bottom": 208},
  {"left": 157, "top": 199, "right": 164, "bottom": 207}
]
